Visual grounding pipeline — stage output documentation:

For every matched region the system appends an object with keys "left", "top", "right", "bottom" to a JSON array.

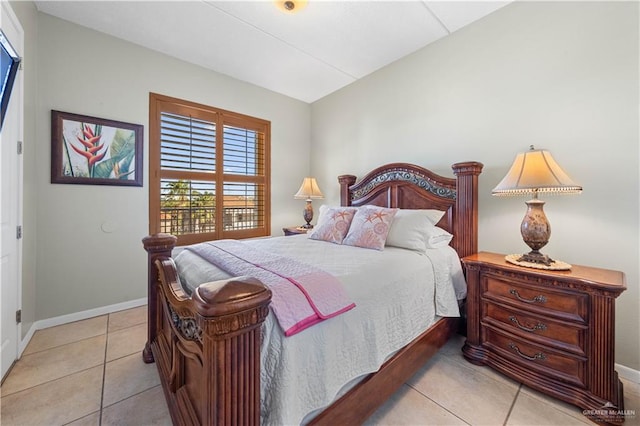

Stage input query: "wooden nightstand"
[
  {"left": 462, "top": 252, "right": 627, "bottom": 425},
  {"left": 282, "top": 226, "right": 309, "bottom": 236}
]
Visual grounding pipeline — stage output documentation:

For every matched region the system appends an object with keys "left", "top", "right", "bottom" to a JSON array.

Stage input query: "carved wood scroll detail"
[
  {"left": 350, "top": 170, "right": 456, "bottom": 201},
  {"left": 168, "top": 304, "right": 203, "bottom": 343},
  {"left": 488, "top": 267, "right": 618, "bottom": 296},
  {"left": 166, "top": 298, "right": 270, "bottom": 341},
  {"left": 206, "top": 305, "right": 271, "bottom": 337}
]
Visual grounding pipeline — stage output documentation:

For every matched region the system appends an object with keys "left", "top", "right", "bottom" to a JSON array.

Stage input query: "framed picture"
[{"left": 51, "top": 110, "right": 143, "bottom": 186}]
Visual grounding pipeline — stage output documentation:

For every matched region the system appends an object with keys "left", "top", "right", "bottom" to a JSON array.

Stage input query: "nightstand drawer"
[
  {"left": 483, "top": 274, "right": 587, "bottom": 323},
  {"left": 482, "top": 302, "right": 586, "bottom": 356},
  {"left": 483, "top": 326, "right": 587, "bottom": 388}
]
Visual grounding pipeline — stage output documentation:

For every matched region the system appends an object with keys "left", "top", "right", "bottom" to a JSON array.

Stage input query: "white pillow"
[
  {"left": 424, "top": 226, "right": 453, "bottom": 249},
  {"left": 423, "top": 209, "right": 446, "bottom": 225},
  {"left": 385, "top": 209, "right": 446, "bottom": 251}
]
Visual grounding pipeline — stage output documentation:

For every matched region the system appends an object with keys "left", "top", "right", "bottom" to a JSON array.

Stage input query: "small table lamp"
[
  {"left": 294, "top": 177, "right": 324, "bottom": 228},
  {"left": 493, "top": 146, "right": 582, "bottom": 269}
]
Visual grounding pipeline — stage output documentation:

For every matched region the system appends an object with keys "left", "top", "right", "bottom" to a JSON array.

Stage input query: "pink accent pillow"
[
  {"left": 308, "top": 207, "right": 357, "bottom": 244},
  {"left": 342, "top": 206, "right": 398, "bottom": 250}
]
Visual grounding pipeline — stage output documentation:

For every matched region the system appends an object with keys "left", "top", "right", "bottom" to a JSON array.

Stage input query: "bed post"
[
  {"left": 142, "top": 233, "right": 177, "bottom": 363},
  {"left": 451, "top": 162, "right": 483, "bottom": 259},
  {"left": 338, "top": 174, "right": 357, "bottom": 206}
]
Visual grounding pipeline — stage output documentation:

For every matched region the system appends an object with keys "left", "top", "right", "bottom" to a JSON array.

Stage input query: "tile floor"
[{"left": 1, "top": 306, "right": 638, "bottom": 425}]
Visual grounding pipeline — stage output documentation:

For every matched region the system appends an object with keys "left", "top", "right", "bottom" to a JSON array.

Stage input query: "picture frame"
[{"left": 51, "top": 110, "right": 143, "bottom": 186}]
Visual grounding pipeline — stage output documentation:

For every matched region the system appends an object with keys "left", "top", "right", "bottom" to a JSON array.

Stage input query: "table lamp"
[
  {"left": 492, "top": 146, "right": 582, "bottom": 269},
  {"left": 294, "top": 177, "right": 324, "bottom": 228}
]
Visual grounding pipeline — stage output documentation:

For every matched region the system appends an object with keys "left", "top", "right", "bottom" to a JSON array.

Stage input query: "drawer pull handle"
[
  {"left": 509, "top": 289, "right": 546, "bottom": 304},
  {"left": 508, "top": 342, "right": 546, "bottom": 361},
  {"left": 509, "top": 316, "right": 547, "bottom": 332}
]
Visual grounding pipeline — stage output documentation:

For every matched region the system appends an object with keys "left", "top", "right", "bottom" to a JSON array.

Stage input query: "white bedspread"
[{"left": 174, "top": 234, "right": 466, "bottom": 425}]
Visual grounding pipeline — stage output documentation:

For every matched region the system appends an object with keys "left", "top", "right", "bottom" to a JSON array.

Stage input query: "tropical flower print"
[
  {"left": 69, "top": 124, "right": 106, "bottom": 177},
  {"left": 62, "top": 119, "right": 136, "bottom": 180}
]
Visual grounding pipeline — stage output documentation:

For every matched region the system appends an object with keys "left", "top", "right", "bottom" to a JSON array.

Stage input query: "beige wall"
[
  {"left": 311, "top": 1, "right": 639, "bottom": 370},
  {"left": 19, "top": 11, "right": 310, "bottom": 321}
]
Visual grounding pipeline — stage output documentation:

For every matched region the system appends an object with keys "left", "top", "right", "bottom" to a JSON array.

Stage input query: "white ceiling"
[{"left": 34, "top": 0, "right": 511, "bottom": 103}]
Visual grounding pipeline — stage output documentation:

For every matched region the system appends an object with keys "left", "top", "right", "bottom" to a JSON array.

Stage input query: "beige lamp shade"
[
  {"left": 294, "top": 177, "right": 324, "bottom": 200},
  {"left": 493, "top": 147, "right": 582, "bottom": 196}
]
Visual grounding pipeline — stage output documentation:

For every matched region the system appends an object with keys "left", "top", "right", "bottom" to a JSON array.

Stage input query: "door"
[{"left": 0, "top": 2, "right": 23, "bottom": 381}]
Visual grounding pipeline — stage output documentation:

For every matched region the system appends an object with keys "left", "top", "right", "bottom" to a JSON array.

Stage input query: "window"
[
  {"left": 149, "top": 93, "right": 270, "bottom": 245},
  {"left": 0, "top": 29, "right": 21, "bottom": 130}
]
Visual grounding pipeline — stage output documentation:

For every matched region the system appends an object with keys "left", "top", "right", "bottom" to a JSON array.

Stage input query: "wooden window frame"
[{"left": 149, "top": 93, "right": 271, "bottom": 245}]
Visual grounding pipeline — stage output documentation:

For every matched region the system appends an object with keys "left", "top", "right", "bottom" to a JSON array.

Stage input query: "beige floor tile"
[
  {"left": 0, "top": 366, "right": 102, "bottom": 426},
  {"left": 365, "top": 384, "right": 468, "bottom": 425},
  {"left": 0, "top": 335, "right": 106, "bottom": 396},
  {"left": 408, "top": 354, "right": 518, "bottom": 425},
  {"left": 102, "top": 352, "right": 161, "bottom": 407},
  {"left": 102, "top": 385, "right": 172, "bottom": 425},
  {"left": 439, "top": 333, "right": 466, "bottom": 357},
  {"left": 23, "top": 316, "right": 108, "bottom": 355},
  {"left": 106, "top": 322, "right": 147, "bottom": 361},
  {"left": 108, "top": 305, "right": 147, "bottom": 333},
  {"left": 64, "top": 411, "right": 100, "bottom": 426},
  {"left": 622, "top": 384, "right": 640, "bottom": 425},
  {"left": 507, "top": 390, "right": 592, "bottom": 425},
  {"left": 441, "top": 340, "right": 521, "bottom": 390},
  {"left": 520, "top": 384, "right": 612, "bottom": 424},
  {"left": 621, "top": 376, "right": 640, "bottom": 397}
]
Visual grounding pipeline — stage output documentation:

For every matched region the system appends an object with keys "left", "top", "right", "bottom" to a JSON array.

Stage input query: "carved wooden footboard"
[
  {"left": 143, "top": 161, "right": 483, "bottom": 425},
  {"left": 143, "top": 234, "right": 271, "bottom": 425}
]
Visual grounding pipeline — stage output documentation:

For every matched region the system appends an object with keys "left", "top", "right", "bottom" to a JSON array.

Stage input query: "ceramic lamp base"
[
  {"left": 513, "top": 196, "right": 570, "bottom": 269},
  {"left": 520, "top": 198, "right": 550, "bottom": 252},
  {"left": 301, "top": 200, "right": 314, "bottom": 228}
]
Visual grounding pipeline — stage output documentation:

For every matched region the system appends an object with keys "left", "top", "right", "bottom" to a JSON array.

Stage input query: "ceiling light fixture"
[{"left": 276, "top": 0, "right": 308, "bottom": 14}]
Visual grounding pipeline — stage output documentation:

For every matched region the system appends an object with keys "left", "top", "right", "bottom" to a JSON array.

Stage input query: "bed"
[{"left": 142, "top": 161, "right": 483, "bottom": 425}]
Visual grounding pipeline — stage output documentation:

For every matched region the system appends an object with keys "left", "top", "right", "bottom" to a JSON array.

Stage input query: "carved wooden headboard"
[{"left": 338, "top": 162, "right": 483, "bottom": 259}]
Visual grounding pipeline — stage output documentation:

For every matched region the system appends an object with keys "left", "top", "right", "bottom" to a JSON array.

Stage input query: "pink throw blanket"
[{"left": 186, "top": 240, "right": 356, "bottom": 336}]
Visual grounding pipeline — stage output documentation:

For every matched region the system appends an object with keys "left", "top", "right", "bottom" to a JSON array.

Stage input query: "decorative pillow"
[
  {"left": 342, "top": 205, "right": 398, "bottom": 250},
  {"left": 314, "top": 204, "right": 347, "bottom": 228},
  {"left": 424, "top": 226, "right": 453, "bottom": 249},
  {"left": 308, "top": 207, "right": 357, "bottom": 244},
  {"left": 385, "top": 209, "right": 434, "bottom": 251}
]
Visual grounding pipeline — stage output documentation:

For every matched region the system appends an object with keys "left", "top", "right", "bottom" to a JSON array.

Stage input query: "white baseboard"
[
  {"left": 19, "top": 324, "right": 37, "bottom": 356},
  {"left": 616, "top": 363, "right": 640, "bottom": 384},
  {"left": 18, "top": 297, "right": 147, "bottom": 356}
]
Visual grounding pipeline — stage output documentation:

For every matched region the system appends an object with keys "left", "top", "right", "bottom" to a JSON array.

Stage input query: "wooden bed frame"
[{"left": 142, "top": 161, "right": 483, "bottom": 425}]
